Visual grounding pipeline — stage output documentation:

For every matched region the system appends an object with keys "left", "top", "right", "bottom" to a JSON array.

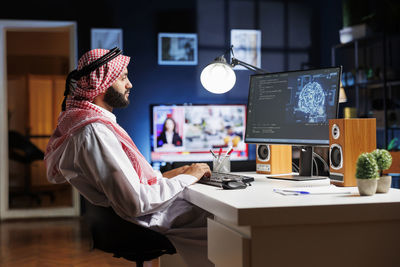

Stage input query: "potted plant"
[
  {"left": 371, "top": 149, "right": 393, "bottom": 193},
  {"left": 355, "top": 152, "right": 379, "bottom": 196}
]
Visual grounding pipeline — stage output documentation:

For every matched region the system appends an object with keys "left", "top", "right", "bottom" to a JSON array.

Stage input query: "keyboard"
[{"left": 199, "top": 172, "right": 255, "bottom": 187}]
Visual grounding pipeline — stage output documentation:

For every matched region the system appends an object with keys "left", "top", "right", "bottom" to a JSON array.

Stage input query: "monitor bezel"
[
  {"left": 150, "top": 103, "right": 249, "bottom": 163},
  {"left": 244, "top": 66, "right": 342, "bottom": 147}
]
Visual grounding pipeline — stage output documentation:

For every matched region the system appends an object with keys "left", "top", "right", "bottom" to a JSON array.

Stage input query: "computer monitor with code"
[{"left": 245, "top": 66, "right": 342, "bottom": 180}]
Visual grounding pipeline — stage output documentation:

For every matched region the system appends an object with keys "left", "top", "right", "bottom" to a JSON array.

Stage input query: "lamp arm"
[{"left": 231, "top": 57, "right": 268, "bottom": 74}]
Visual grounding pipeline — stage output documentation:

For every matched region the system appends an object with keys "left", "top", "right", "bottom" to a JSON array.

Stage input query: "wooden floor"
[{"left": 0, "top": 217, "right": 158, "bottom": 267}]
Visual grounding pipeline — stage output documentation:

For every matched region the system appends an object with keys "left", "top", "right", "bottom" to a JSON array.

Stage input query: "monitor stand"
[{"left": 267, "top": 146, "right": 328, "bottom": 181}]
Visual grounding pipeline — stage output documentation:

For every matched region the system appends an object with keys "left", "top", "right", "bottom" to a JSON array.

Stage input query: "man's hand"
[
  {"left": 182, "top": 163, "right": 211, "bottom": 181},
  {"left": 162, "top": 165, "right": 190, "bottom": 178}
]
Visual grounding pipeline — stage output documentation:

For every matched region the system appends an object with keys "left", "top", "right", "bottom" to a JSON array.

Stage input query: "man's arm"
[
  {"left": 162, "top": 165, "right": 189, "bottom": 178},
  {"left": 60, "top": 123, "right": 208, "bottom": 219},
  {"left": 162, "top": 164, "right": 211, "bottom": 179}
]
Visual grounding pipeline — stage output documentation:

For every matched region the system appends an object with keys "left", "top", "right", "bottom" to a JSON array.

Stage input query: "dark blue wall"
[{"left": 1, "top": 0, "right": 344, "bottom": 161}]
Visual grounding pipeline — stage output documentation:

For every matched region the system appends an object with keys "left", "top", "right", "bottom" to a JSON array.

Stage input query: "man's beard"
[{"left": 104, "top": 86, "right": 130, "bottom": 108}]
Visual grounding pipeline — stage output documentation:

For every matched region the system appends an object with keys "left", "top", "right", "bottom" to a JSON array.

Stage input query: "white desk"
[{"left": 183, "top": 172, "right": 400, "bottom": 267}]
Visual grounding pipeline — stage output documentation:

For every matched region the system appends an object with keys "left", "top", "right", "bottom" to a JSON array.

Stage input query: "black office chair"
[
  {"left": 8, "top": 130, "right": 54, "bottom": 206},
  {"left": 82, "top": 197, "right": 177, "bottom": 267}
]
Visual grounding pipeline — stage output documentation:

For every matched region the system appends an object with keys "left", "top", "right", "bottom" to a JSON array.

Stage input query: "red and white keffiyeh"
[
  {"left": 45, "top": 49, "right": 158, "bottom": 186},
  {"left": 72, "top": 48, "right": 130, "bottom": 101}
]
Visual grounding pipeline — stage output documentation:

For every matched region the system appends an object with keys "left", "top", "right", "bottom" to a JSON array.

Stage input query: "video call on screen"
[{"left": 245, "top": 67, "right": 340, "bottom": 145}]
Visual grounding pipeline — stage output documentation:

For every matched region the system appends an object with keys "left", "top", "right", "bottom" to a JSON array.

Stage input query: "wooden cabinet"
[
  {"left": 8, "top": 74, "right": 65, "bottom": 187},
  {"left": 28, "top": 75, "right": 65, "bottom": 187},
  {"left": 28, "top": 74, "right": 65, "bottom": 136}
]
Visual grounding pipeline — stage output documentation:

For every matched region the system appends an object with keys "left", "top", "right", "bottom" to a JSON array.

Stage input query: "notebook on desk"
[{"left": 273, "top": 185, "right": 353, "bottom": 195}]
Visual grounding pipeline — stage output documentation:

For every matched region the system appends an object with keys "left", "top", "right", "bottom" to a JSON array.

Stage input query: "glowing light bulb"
[{"left": 200, "top": 62, "right": 236, "bottom": 94}]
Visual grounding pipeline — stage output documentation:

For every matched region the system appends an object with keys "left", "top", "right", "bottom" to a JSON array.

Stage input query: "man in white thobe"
[{"left": 45, "top": 48, "right": 214, "bottom": 267}]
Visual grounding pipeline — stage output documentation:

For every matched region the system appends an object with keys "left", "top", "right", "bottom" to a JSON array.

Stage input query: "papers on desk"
[{"left": 273, "top": 185, "right": 353, "bottom": 196}]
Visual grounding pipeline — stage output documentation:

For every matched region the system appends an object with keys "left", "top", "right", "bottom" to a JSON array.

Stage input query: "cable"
[
  {"left": 292, "top": 162, "right": 299, "bottom": 172},
  {"left": 312, "top": 152, "right": 329, "bottom": 174},
  {"left": 313, "top": 157, "right": 318, "bottom": 176}
]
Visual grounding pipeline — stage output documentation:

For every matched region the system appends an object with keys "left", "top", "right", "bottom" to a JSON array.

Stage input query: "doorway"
[{"left": 0, "top": 20, "right": 79, "bottom": 219}]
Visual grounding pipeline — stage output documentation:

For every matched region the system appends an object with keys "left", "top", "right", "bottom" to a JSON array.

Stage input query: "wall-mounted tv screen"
[{"left": 150, "top": 104, "right": 248, "bottom": 163}]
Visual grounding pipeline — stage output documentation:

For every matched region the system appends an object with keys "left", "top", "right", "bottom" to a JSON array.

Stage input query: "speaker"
[
  {"left": 329, "top": 118, "right": 376, "bottom": 187},
  {"left": 256, "top": 144, "right": 292, "bottom": 174}
]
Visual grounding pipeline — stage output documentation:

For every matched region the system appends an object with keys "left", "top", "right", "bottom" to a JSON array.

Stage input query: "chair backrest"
[
  {"left": 8, "top": 130, "right": 44, "bottom": 163},
  {"left": 82, "top": 197, "right": 176, "bottom": 262}
]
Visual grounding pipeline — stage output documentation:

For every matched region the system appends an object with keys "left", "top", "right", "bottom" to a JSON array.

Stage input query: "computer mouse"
[{"left": 221, "top": 180, "right": 247, "bottom": 190}]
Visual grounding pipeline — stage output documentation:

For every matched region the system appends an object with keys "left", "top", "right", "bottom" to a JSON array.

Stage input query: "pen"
[
  {"left": 210, "top": 149, "right": 217, "bottom": 158},
  {"left": 216, "top": 147, "right": 234, "bottom": 172},
  {"left": 273, "top": 189, "right": 310, "bottom": 195},
  {"left": 273, "top": 189, "right": 353, "bottom": 195},
  {"left": 282, "top": 190, "right": 310, "bottom": 194},
  {"left": 220, "top": 147, "right": 233, "bottom": 162}
]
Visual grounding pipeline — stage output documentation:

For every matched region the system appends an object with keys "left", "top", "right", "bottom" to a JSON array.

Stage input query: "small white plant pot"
[
  {"left": 376, "top": 175, "right": 392, "bottom": 193},
  {"left": 357, "top": 178, "right": 378, "bottom": 196}
]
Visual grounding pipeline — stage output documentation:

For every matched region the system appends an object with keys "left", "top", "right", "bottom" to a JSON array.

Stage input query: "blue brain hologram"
[
  {"left": 285, "top": 72, "right": 338, "bottom": 124},
  {"left": 297, "top": 81, "right": 326, "bottom": 123}
]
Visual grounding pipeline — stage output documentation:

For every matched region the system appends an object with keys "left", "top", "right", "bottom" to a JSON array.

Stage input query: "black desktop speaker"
[
  {"left": 256, "top": 144, "right": 292, "bottom": 174},
  {"left": 329, "top": 119, "right": 376, "bottom": 187}
]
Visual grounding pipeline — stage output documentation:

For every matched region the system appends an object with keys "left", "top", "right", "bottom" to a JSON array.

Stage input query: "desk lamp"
[
  {"left": 201, "top": 46, "right": 347, "bottom": 102},
  {"left": 200, "top": 45, "right": 267, "bottom": 94}
]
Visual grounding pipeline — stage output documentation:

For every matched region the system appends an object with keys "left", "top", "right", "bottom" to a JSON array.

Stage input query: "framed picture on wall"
[
  {"left": 230, "top": 29, "right": 261, "bottom": 70},
  {"left": 158, "top": 33, "right": 198, "bottom": 65},
  {"left": 91, "top": 28, "right": 123, "bottom": 50}
]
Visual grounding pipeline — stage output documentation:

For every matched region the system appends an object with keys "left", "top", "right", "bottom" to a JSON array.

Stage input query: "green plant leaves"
[
  {"left": 371, "top": 149, "right": 393, "bottom": 171},
  {"left": 356, "top": 152, "right": 379, "bottom": 179}
]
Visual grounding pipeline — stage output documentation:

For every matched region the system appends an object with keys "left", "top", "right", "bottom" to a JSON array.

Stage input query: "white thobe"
[{"left": 46, "top": 106, "right": 214, "bottom": 267}]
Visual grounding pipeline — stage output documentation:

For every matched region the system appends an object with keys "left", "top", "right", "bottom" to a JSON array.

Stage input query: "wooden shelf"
[
  {"left": 332, "top": 33, "right": 385, "bottom": 49},
  {"left": 343, "top": 79, "right": 400, "bottom": 89}
]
